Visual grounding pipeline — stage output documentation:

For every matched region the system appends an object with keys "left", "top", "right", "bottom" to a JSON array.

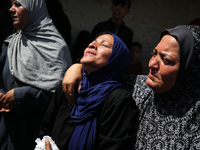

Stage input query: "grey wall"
[{"left": 60, "top": 0, "right": 200, "bottom": 74}]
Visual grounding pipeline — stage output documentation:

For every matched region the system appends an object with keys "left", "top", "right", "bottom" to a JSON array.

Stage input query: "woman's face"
[
  {"left": 146, "top": 35, "right": 180, "bottom": 93},
  {"left": 9, "top": 1, "right": 29, "bottom": 30},
  {"left": 80, "top": 34, "right": 113, "bottom": 73}
]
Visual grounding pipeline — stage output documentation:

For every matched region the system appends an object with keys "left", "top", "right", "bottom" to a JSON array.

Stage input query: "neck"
[{"left": 111, "top": 17, "right": 123, "bottom": 26}]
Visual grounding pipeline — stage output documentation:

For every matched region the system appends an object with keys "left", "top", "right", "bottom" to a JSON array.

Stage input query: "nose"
[
  {"left": 88, "top": 41, "right": 97, "bottom": 50},
  {"left": 148, "top": 56, "right": 159, "bottom": 70},
  {"left": 9, "top": 5, "right": 16, "bottom": 13}
]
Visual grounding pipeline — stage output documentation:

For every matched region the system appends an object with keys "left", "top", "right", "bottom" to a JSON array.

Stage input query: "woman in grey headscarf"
[
  {"left": 62, "top": 25, "right": 200, "bottom": 149},
  {"left": 0, "top": 0, "right": 72, "bottom": 149}
]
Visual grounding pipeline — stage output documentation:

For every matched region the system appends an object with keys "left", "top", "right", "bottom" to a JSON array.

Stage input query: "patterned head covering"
[
  {"left": 133, "top": 25, "right": 200, "bottom": 149},
  {"left": 68, "top": 32, "right": 130, "bottom": 150},
  {"left": 8, "top": 0, "right": 72, "bottom": 92}
]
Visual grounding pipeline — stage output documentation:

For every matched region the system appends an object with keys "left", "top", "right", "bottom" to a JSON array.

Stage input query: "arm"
[
  {"left": 0, "top": 41, "right": 9, "bottom": 111},
  {"left": 0, "top": 41, "right": 8, "bottom": 94},
  {"left": 0, "top": 86, "right": 53, "bottom": 114},
  {"left": 39, "top": 83, "right": 69, "bottom": 137},
  {"left": 98, "top": 88, "right": 140, "bottom": 150},
  {"left": 62, "top": 63, "right": 82, "bottom": 105},
  {"left": 14, "top": 86, "right": 53, "bottom": 114}
]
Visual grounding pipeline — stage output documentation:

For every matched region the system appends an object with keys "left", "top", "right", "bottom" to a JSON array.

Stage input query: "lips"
[
  {"left": 85, "top": 50, "right": 96, "bottom": 55},
  {"left": 148, "top": 70, "right": 158, "bottom": 80},
  {"left": 11, "top": 16, "right": 18, "bottom": 21}
]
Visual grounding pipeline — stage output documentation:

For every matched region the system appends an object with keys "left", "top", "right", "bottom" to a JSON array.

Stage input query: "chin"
[{"left": 146, "top": 78, "right": 161, "bottom": 92}]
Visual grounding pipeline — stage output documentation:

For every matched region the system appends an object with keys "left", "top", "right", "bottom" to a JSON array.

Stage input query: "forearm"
[{"left": 62, "top": 63, "right": 83, "bottom": 104}]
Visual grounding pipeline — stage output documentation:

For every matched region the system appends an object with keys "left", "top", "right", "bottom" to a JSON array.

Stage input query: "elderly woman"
[
  {"left": 37, "top": 32, "right": 139, "bottom": 150},
  {"left": 62, "top": 25, "right": 200, "bottom": 149},
  {"left": 0, "top": 0, "right": 72, "bottom": 149}
]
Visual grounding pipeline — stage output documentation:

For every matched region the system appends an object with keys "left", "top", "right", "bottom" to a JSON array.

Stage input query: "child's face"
[{"left": 130, "top": 45, "right": 141, "bottom": 62}]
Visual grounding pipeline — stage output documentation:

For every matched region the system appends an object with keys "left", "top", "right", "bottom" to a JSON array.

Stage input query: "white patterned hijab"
[{"left": 8, "top": 0, "right": 72, "bottom": 92}]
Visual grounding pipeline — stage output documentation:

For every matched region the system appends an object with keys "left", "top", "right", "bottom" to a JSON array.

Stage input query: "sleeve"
[
  {"left": 39, "top": 82, "right": 69, "bottom": 137},
  {"left": 0, "top": 42, "right": 8, "bottom": 94},
  {"left": 14, "top": 86, "right": 53, "bottom": 115},
  {"left": 97, "top": 88, "right": 140, "bottom": 150},
  {"left": 39, "top": 82, "right": 76, "bottom": 149}
]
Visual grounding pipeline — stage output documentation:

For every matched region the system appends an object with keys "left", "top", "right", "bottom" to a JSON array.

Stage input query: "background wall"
[{"left": 60, "top": 0, "right": 200, "bottom": 74}]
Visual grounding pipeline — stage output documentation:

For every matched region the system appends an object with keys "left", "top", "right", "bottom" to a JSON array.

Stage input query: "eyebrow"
[{"left": 154, "top": 48, "right": 175, "bottom": 59}]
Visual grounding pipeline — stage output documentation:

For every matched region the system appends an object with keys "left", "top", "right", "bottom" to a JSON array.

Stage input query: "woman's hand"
[
  {"left": 0, "top": 89, "right": 15, "bottom": 112},
  {"left": 45, "top": 139, "right": 51, "bottom": 150},
  {"left": 62, "top": 63, "right": 83, "bottom": 105}
]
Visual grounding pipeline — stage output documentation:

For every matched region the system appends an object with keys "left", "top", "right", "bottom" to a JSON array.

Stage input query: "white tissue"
[{"left": 34, "top": 136, "right": 59, "bottom": 150}]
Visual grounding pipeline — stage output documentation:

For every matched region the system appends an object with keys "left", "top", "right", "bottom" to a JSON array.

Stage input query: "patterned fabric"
[{"left": 132, "top": 25, "right": 200, "bottom": 149}]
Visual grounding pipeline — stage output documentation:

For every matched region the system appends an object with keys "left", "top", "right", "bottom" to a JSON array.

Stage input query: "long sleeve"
[
  {"left": 14, "top": 86, "right": 53, "bottom": 114},
  {"left": 97, "top": 88, "right": 140, "bottom": 150},
  {"left": 0, "top": 38, "right": 55, "bottom": 150},
  {"left": 39, "top": 83, "right": 64, "bottom": 137},
  {"left": 0, "top": 40, "right": 53, "bottom": 114},
  {"left": 0, "top": 41, "right": 8, "bottom": 94},
  {"left": 39, "top": 83, "right": 75, "bottom": 150}
]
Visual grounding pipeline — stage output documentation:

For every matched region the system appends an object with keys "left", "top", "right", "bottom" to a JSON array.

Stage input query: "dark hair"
[
  {"left": 132, "top": 42, "right": 142, "bottom": 51},
  {"left": 112, "top": 0, "right": 131, "bottom": 9}
]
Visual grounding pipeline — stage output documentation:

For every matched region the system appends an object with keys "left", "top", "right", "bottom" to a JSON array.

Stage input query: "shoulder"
[
  {"left": 104, "top": 88, "right": 138, "bottom": 110},
  {"left": 100, "top": 87, "right": 139, "bottom": 118},
  {"left": 108, "top": 88, "right": 132, "bottom": 102},
  {"left": 94, "top": 19, "right": 114, "bottom": 27}
]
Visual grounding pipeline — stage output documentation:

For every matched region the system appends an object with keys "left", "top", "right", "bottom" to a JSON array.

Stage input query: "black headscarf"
[{"left": 160, "top": 25, "right": 195, "bottom": 84}]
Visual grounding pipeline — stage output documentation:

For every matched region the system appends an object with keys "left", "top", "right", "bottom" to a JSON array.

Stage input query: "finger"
[
  {"left": 62, "top": 81, "right": 75, "bottom": 105},
  {"left": 4, "top": 108, "right": 11, "bottom": 112},
  {"left": 0, "top": 108, "right": 5, "bottom": 112},
  {"left": 45, "top": 139, "right": 51, "bottom": 150},
  {"left": 0, "top": 93, "right": 4, "bottom": 99},
  {"left": 62, "top": 81, "right": 72, "bottom": 104},
  {"left": 62, "top": 78, "right": 67, "bottom": 95},
  {"left": 0, "top": 95, "right": 5, "bottom": 103},
  {"left": 0, "top": 108, "right": 11, "bottom": 113},
  {"left": 67, "top": 84, "right": 75, "bottom": 105}
]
